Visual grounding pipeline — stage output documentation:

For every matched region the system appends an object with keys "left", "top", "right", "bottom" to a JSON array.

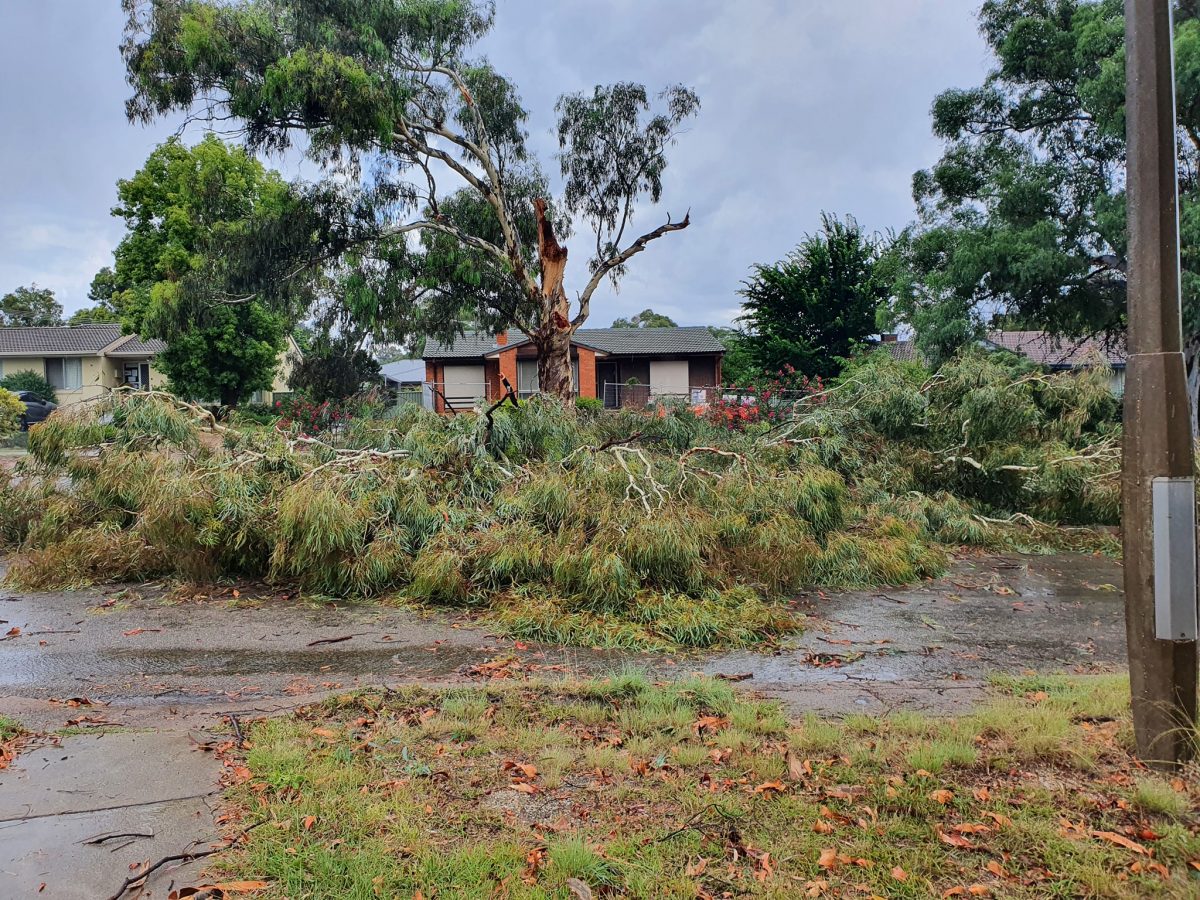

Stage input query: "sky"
[{"left": 0, "top": 1, "right": 991, "bottom": 328}]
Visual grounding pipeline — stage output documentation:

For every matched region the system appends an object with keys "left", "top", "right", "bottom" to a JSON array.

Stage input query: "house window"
[{"left": 45, "top": 357, "right": 83, "bottom": 391}]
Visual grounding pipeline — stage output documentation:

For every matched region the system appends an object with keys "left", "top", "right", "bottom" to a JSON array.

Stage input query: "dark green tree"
[
  {"left": 110, "top": 135, "right": 291, "bottom": 406},
  {"left": 68, "top": 268, "right": 123, "bottom": 324},
  {"left": 0, "top": 285, "right": 64, "bottom": 327},
  {"left": 737, "top": 215, "right": 886, "bottom": 378},
  {"left": 897, "top": 0, "right": 1200, "bottom": 409},
  {"left": 287, "top": 333, "right": 381, "bottom": 404},
  {"left": 121, "top": 0, "right": 699, "bottom": 403},
  {"left": 611, "top": 309, "right": 678, "bottom": 328}
]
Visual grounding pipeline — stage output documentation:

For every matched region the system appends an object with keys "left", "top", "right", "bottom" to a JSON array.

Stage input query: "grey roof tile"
[
  {"left": 984, "top": 330, "right": 1126, "bottom": 368},
  {"left": 0, "top": 324, "right": 125, "bottom": 354}
]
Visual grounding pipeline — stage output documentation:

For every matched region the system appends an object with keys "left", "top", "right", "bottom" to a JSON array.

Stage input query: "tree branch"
[{"left": 573, "top": 211, "right": 691, "bottom": 328}]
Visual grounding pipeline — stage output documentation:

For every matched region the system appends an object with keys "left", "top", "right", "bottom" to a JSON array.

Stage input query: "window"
[{"left": 45, "top": 357, "right": 83, "bottom": 391}]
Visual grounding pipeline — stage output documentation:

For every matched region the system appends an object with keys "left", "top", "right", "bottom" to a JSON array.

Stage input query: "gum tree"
[{"left": 122, "top": 0, "right": 698, "bottom": 402}]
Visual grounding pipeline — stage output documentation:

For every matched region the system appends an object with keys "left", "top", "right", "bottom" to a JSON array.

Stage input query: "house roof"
[
  {"left": 380, "top": 359, "right": 426, "bottom": 384},
  {"left": 878, "top": 339, "right": 924, "bottom": 364},
  {"left": 424, "top": 326, "right": 726, "bottom": 360},
  {"left": 0, "top": 324, "right": 125, "bottom": 355},
  {"left": 107, "top": 334, "right": 169, "bottom": 356},
  {"left": 984, "top": 330, "right": 1126, "bottom": 369},
  {"left": 0, "top": 324, "right": 167, "bottom": 357}
]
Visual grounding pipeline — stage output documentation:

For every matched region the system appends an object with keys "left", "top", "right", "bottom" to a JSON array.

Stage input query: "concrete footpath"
[{"left": 0, "top": 552, "right": 1127, "bottom": 897}]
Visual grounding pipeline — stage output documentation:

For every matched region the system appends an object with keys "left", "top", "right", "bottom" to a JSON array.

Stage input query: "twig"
[
  {"left": 483, "top": 375, "right": 520, "bottom": 447},
  {"left": 306, "top": 634, "right": 366, "bottom": 647},
  {"left": 105, "top": 821, "right": 263, "bottom": 900},
  {"left": 228, "top": 714, "right": 245, "bottom": 749},
  {"left": 80, "top": 830, "right": 154, "bottom": 845}
]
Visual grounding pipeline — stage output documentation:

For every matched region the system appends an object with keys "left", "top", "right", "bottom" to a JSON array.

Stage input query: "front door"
[{"left": 122, "top": 362, "right": 151, "bottom": 390}]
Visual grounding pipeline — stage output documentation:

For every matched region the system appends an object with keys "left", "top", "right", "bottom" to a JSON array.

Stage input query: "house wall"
[
  {"left": 688, "top": 357, "right": 718, "bottom": 389},
  {"left": 1, "top": 355, "right": 111, "bottom": 403},
  {"left": 577, "top": 348, "right": 597, "bottom": 399},
  {"left": 649, "top": 360, "right": 690, "bottom": 397},
  {"left": 442, "top": 364, "right": 487, "bottom": 410}
]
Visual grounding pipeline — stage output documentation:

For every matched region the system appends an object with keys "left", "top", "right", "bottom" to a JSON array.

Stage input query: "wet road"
[{"left": 0, "top": 552, "right": 1126, "bottom": 722}]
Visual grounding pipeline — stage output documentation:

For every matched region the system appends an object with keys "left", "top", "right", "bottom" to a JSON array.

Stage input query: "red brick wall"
[
  {"left": 577, "top": 347, "right": 597, "bottom": 398},
  {"left": 497, "top": 347, "right": 518, "bottom": 395},
  {"left": 425, "top": 361, "right": 443, "bottom": 413}
]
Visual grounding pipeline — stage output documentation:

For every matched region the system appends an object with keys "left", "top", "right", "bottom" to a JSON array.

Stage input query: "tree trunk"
[
  {"left": 533, "top": 197, "right": 575, "bottom": 403},
  {"left": 535, "top": 328, "right": 574, "bottom": 402}
]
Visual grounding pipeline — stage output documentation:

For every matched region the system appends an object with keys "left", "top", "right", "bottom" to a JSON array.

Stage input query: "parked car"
[{"left": 16, "top": 391, "right": 56, "bottom": 430}]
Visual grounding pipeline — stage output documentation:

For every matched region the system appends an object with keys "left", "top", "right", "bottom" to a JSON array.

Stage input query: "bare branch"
[{"left": 573, "top": 211, "right": 692, "bottom": 328}]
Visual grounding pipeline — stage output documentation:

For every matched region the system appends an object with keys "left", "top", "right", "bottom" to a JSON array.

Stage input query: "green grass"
[
  {"left": 0, "top": 714, "right": 23, "bottom": 742},
  {"left": 210, "top": 675, "right": 1200, "bottom": 899}
]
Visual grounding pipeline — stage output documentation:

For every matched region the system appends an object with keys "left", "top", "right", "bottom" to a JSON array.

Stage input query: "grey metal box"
[{"left": 1152, "top": 476, "right": 1198, "bottom": 641}]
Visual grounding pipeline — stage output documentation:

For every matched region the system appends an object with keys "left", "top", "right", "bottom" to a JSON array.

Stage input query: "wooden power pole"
[{"left": 1123, "top": 0, "right": 1198, "bottom": 769}]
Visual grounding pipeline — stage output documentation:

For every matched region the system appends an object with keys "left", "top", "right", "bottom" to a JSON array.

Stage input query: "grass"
[
  {"left": 0, "top": 714, "right": 23, "bottom": 742},
  {"left": 209, "top": 675, "right": 1200, "bottom": 898}
]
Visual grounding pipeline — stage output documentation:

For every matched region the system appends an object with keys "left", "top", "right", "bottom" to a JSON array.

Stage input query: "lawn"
[{"left": 209, "top": 674, "right": 1200, "bottom": 898}]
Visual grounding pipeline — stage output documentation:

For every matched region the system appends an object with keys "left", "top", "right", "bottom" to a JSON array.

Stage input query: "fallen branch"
[
  {"left": 483, "top": 375, "right": 521, "bottom": 447},
  {"left": 105, "top": 821, "right": 264, "bottom": 900}
]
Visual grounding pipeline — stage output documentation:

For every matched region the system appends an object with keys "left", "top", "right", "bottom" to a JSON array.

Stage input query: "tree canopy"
[
  {"left": 611, "top": 308, "right": 678, "bottom": 328},
  {"left": 121, "top": 0, "right": 698, "bottom": 401},
  {"left": 737, "top": 215, "right": 886, "bottom": 378},
  {"left": 109, "top": 135, "right": 291, "bottom": 406},
  {"left": 68, "top": 268, "right": 123, "bottom": 324},
  {"left": 893, "top": 0, "right": 1200, "bottom": 376},
  {"left": 0, "top": 285, "right": 64, "bottom": 327}
]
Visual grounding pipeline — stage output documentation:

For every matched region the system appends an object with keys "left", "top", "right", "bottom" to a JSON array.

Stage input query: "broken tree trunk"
[{"left": 533, "top": 197, "right": 575, "bottom": 403}]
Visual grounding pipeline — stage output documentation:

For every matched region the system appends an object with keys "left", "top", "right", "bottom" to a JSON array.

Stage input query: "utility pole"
[{"left": 1123, "top": 0, "right": 1198, "bottom": 770}]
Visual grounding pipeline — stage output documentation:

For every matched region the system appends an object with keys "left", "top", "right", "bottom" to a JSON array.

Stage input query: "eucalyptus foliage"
[{"left": 121, "top": 0, "right": 699, "bottom": 400}]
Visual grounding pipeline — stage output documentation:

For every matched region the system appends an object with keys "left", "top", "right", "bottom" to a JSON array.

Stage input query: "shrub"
[
  {"left": 575, "top": 395, "right": 603, "bottom": 413},
  {"left": 0, "top": 370, "right": 56, "bottom": 404},
  {"left": 0, "top": 389, "right": 26, "bottom": 436}
]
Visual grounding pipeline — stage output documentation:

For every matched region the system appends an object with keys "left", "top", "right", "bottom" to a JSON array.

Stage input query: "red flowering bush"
[
  {"left": 707, "top": 364, "right": 824, "bottom": 430},
  {"left": 275, "top": 396, "right": 352, "bottom": 435}
]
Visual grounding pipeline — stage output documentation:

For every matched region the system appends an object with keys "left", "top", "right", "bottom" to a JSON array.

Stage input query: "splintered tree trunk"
[{"left": 533, "top": 197, "right": 576, "bottom": 403}]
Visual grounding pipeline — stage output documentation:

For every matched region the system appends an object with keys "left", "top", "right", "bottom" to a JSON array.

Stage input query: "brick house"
[{"left": 423, "top": 326, "right": 726, "bottom": 412}]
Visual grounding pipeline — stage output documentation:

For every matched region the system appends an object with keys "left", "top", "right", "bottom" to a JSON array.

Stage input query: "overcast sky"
[{"left": 0, "top": 1, "right": 990, "bottom": 328}]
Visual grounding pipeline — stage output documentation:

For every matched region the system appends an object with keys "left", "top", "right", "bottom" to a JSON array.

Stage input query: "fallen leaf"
[
  {"left": 312, "top": 728, "right": 336, "bottom": 739},
  {"left": 753, "top": 780, "right": 787, "bottom": 796},
  {"left": 813, "top": 819, "right": 835, "bottom": 834},
  {"left": 973, "top": 787, "right": 991, "bottom": 802},
  {"left": 565, "top": 878, "right": 594, "bottom": 900},
  {"left": 968, "top": 886, "right": 990, "bottom": 896},
  {"left": 951, "top": 823, "right": 992, "bottom": 835},
  {"left": 302, "top": 815, "right": 316, "bottom": 831},
  {"left": 928, "top": 789, "right": 954, "bottom": 804},
  {"left": 685, "top": 857, "right": 708, "bottom": 877},
  {"left": 891, "top": 866, "right": 908, "bottom": 881},
  {"left": 4, "top": 626, "right": 20, "bottom": 638},
  {"left": 985, "top": 860, "right": 1008, "bottom": 878},
  {"left": 692, "top": 715, "right": 728, "bottom": 735},
  {"left": 786, "top": 750, "right": 811, "bottom": 780},
  {"left": 818, "top": 847, "right": 839, "bottom": 871},
  {"left": 938, "top": 828, "right": 978, "bottom": 850},
  {"left": 942, "top": 888, "right": 966, "bottom": 897},
  {"left": 511, "top": 782, "right": 538, "bottom": 794},
  {"left": 983, "top": 812, "right": 1011, "bottom": 828},
  {"left": 1091, "top": 831, "right": 1149, "bottom": 855}
]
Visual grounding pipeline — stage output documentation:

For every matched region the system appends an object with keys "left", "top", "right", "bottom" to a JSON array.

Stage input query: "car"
[{"left": 15, "top": 391, "right": 57, "bottom": 430}]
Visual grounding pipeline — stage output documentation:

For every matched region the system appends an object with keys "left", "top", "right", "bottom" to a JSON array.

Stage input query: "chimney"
[
  {"left": 495, "top": 330, "right": 508, "bottom": 347},
  {"left": 881, "top": 333, "right": 899, "bottom": 343}
]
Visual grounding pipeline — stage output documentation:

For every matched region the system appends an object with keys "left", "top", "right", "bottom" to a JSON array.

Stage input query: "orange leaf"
[
  {"left": 511, "top": 782, "right": 538, "bottom": 794},
  {"left": 1091, "top": 831, "right": 1149, "bottom": 855},
  {"left": 754, "top": 780, "right": 787, "bottom": 796},
  {"left": 685, "top": 857, "right": 708, "bottom": 877},
  {"left": 928, "top": 789, "right": 954, "bottom": 805},
  {"left": 312, "top": 728, "right": 336, "bottom": 739},
  {"left": 891, "top": 866, "right": 908, "bottom": 882},
  {"left": 943, "top": 888, "right": 966, "bottom": 898},
  {"left": 787, "top": 751, "right": 812, "bottom": 780},
  {"left": 973, "top": 786, "right": 991, "bottom": 802},
  {"left": 983, "top": 812, "right": 1011, "bottom": 828},
  {"left": 938, "top": 828, "right": 977, "bottom": 850},
  {"left": 215, "top": 883, "right": 269, "bottom": 894},
  {"left": 4, "top": 627, "right": 19, "bottom": 637},
  {"left": 692, "top": 715, "right": 728, "bottom": 735},
  {"left": 302, "top": 815, "right": 316, "bottom": 831},
  {"left": 984, "top": 861, "right": 1008, "bottom": 878},
  {"left": 968, "top": 886, "right": 990, "bottom": 896},
  {"left": 813, "top": 819, "right": 835, "bottom": 835},
  {"left": 818, "top": 847, "right": 839, "bottom": 871},
  {"left": 951, "top": 823, "right": 992, "bottom": 835}
]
